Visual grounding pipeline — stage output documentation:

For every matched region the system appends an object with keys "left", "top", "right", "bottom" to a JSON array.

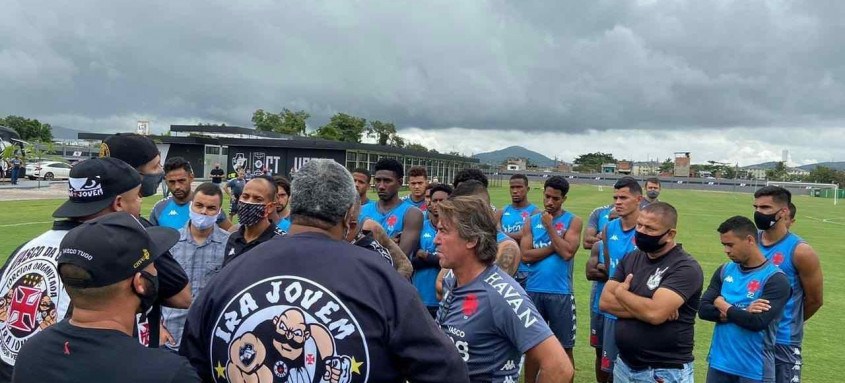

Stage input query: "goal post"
[{"left": 766, "top": 181, "right": 839, "bottom": 206}]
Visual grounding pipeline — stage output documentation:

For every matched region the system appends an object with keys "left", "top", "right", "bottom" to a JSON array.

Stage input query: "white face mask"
[{"left": 189, "top": 208, "right": 216, "bottom": 230}]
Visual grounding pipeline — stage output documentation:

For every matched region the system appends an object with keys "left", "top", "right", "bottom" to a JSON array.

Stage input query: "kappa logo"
[
  {"left": 724, "top": 275, "right": 734, "bottom": 283},
  {"left": 211, "top": 276, "right": 368, "bottom": 383},
  {"left": 67, "top": 177, "right": 104, "bottom": 199},
  {"left": 646, "top": 267, "right": 668, "bottom": 290},
  {"left": 501, "top": 359, "right": 516, "bottom": 371},
  {"left": 610, "top": 235, "right": 619, "bottom": 241},
  {"left": 168, "top": 209, "right": 179, "bottom": 216},
  {"left": 422, "top": 232, "right": 432, "bottom": 239}
]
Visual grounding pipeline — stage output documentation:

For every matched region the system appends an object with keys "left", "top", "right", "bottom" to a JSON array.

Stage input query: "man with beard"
[
  {"left": 414, "top": 183, "right": 453, "bottom": 317},
  {"left": 150, "top": 157, "right": 232, "bottom": 230},
  {"left": 223, "top": 176, "right": 282, "bottom": 266},
  {"left": 520, "top": 176, "right": 582, "bottom": 382},
  {"left": 752, "top": 186, "right": 823, "bottom": 383},
  {"left": 179, "top": 159, "right": 468, "bottom": 382},
  {"left": 272, "top": 176, "right": 292, "bottom": 234},
  {"left": 358, "top": 159, "right": 423, "bottom": 259}
]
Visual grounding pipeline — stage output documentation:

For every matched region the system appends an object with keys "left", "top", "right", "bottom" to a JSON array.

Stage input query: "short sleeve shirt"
[
  {"left": 612, "top": 245, "right": 703, "bottom": 369},
  {"left": 438, "top": 265, "right": 553, "bottom": 382}
]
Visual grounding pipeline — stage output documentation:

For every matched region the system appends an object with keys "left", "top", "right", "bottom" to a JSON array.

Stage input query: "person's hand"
[
  {"left": 619, "top": 274, "right": 633, "bottom": 291},
  {"left": 746, "top": 299, "right": 771, "bottom": 314},
  {"left": 416, "top": 249, "right": 428, "bottom": 260},
  {"left": 323, "top": 356, "right": 352, "bottom": 383},
  {"left": 161, "top": 324, "right": 176, "bottom": 347},
  {"left": 596, "top": 263, "right": 607, "bottom": 273},
  {"left": 541, "top": 212, "right": 554, "bottom": 230},
  {"left": 668, "top": 310, "right": 679, "bottom": 321}
]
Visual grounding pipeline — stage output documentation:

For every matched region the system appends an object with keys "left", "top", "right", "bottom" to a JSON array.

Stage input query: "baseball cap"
[
  {"left": 52, "top": 157, "right": 142, "bottom": 218},
  {"left": 100, "top": 133, "right": 160, "bottom": 169},
  {"left": 57, "top": 212, "right": 179, "bottom": 288}
]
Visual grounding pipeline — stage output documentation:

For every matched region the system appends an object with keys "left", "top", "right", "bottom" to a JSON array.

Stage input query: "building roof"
[{"left": 78, "top": 127, "right": 477, "bottom": 163}]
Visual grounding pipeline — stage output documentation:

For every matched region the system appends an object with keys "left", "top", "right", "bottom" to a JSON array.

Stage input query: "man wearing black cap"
[
  {"left": 99, "top": 133, "right": 166, "bottom": 199},
  {"left": 0, "top": 158, "right": 192, "bottom": 381},
  {"left": 12, "top": 212, "right": 200, "bottom": 383}
]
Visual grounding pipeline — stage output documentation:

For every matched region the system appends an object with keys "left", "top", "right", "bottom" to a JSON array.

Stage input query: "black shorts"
[
  {"left": 706, "top": 367, "right": 763, "bottom": 383},
  {"left": 527, "top": 292, "right": 575, "bottom": 348},
  {"left": 230, "top": 198, "right": 240, "bottom": 215},
  {"left": 774, "top": 344, "right": 801, "bottom": 383}
]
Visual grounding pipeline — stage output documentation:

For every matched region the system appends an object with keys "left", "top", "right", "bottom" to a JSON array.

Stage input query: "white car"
[{"left": 26, "top": 161, "right": 72, "bottom": 180}]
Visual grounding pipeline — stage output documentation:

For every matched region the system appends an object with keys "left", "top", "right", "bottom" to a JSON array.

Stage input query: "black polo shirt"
[{"left": 222, "top": 222, "right": 281, "bottom": 266}]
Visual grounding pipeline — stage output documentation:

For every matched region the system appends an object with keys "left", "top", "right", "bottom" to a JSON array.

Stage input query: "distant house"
[
  {"left": 787, "top": 167, "right": 809, "bottom": 177},
  {"left": 601, "top": 163, "right": 617, "bottom": 174},
  {"left": 555, "top": 162, "right": 573, "bottom": 173},
  {"left": 617, "top": 160, "right": 632, "bottom": 174},
  {"left": 505, "top": 158, "right": 527, "bottom": 171},
  {"left": 633, "top": 161, "right": 660, "bottom": 176},
  {"left": 743, "top": 166, "right": 768, "bottom": 180}
]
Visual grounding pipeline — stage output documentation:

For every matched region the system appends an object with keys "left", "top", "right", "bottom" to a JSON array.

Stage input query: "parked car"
[{"left": 26, "top": 161, "right": 72, "bottom": 180}]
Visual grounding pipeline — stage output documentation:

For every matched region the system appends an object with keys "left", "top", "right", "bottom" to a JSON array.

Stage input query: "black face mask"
[
  {"left": 635, "top": 229, "right": 671, "bottom": 253},
  {"left": 140, "top": 172, "right": 164, "bottom": 197},
  {"left": 135, "top": 270, "right": 159, "bottom": 313},
  {"left": 754, "top": 210, "right": 780, "bottom": 231}
]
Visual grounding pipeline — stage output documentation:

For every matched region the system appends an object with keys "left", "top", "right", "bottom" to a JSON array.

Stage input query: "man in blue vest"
[
  {"left": 753, "top": 186, "right": 823, "bottom": 383},
  {"left": 596, "top": 177, "right": 642, "bottom": 380},
  {"left": 150, "top": 157, "right": 231, "bottom": 230},
  {"left": 700, "top": 216, "right": 790, "bottom": 383},
  {"left": 359, "top": 158, "right": 423, "bottom": 259},
  {"left": 415, "top": 183, "right": 452, "bottom": 317},
  {"left": 402, "top": 166, "right": 428, "bottom": 210},
  {"left": 497, "top": 174, "right": 538, "bottom": 288},
  {"left": 519, "top": 176, "right": 582, "bottom": 382}
]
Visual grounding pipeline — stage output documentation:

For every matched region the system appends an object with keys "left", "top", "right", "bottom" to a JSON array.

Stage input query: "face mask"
[
  {"left": 646, "top": 190, "right": 660, "bottom": 200},
  {"left": 190, "top": 208, "right": 216, "bottom": 230},
  {"left": 238, "top": 201, "right": 268, "bottom": 227},
  {"left": 754, "top": 210, "right": 780, "bottom": 231},
  {"left": 135, "top": 270, "right": 159, "bottom": 314},
  {"left": 140, "top": 172, "right": 164, "bottom": 197},
  {"left": 635, "top": 229, "right": 671, "bottom": 253}
]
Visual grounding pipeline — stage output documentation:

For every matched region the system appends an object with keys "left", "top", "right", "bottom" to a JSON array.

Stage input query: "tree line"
[{"left": 251, "top": 109, "right": 445, "bottom": 154}]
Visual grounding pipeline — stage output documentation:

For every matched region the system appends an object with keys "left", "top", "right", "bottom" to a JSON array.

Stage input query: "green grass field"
[{"left": 0, "top": 184, "right": 842, "bottom": 382}]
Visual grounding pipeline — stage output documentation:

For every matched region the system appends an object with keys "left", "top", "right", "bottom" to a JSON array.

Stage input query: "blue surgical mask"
[{"left": 189, "top": 208, "right": 217, "bottom": 230}]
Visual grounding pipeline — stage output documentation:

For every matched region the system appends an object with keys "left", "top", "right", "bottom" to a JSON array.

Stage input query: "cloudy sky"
[{"left": 2, "top": 0, "right": 843, "bottom": 166}]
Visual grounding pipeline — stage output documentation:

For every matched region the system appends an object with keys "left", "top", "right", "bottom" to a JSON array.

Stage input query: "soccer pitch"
[{"left": 0, "top": 184, "right": 842, "bottom": 382}]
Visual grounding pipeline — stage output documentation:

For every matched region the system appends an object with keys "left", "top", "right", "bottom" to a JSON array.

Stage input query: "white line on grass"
[
  {"left": 0, "top": 221, "right": 52, "bottom": 228},
  {"left": 803, "top": 216, "right": 845, "bottom": 226}
]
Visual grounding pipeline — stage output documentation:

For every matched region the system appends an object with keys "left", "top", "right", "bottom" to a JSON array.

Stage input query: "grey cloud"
[{"left": 0, "top": 0, "right": 844, "bottom": 136}]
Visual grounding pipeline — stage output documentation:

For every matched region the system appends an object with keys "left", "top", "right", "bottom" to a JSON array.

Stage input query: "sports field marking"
[
  {"left": 803, "top": 216, "right": 845, "bottom": 226},
  {"left": 0, "top": 221, "right": 52, "bottom": 228}
]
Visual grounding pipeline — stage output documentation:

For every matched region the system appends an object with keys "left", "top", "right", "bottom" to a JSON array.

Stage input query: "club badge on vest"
[
  {"left": 646, "top": 267, "right": 668, "bottom": 291},
  {"left": 211, "top": 276, "right": 369, "bottom": 382}
]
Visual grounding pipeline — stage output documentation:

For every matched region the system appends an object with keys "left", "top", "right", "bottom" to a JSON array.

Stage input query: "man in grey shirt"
[
  {"left": 436, "top": 195, "right": 574, "bottom": 383},
  {"left": 161, "top": 183, "right": 230, "bottom": 350}
]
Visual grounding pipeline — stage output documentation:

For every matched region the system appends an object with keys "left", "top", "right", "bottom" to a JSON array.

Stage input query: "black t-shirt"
[
  {"left": 352, "top": 230, "right": 394, "bottom": 266},
  {"left": 179, "top": 232, "right": 469, "bottom": 383},
  {"left": 222, "top": 223, "right": 282, "bottom": 267},
  {"left": 612, "top": 244, "right": 703, "bottom": 369},
  {"left": 13, "top": 320, "right": 199, "bottom": 383},
  {"left": 210, "top": 168, "right": 225, "bottom": 184},
  {"left": 138, "top": 217, "right": 189, "bottom": 300}
]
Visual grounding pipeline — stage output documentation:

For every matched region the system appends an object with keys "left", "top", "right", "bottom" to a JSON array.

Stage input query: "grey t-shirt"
[{"left": 438, "top": 266, "right": 553, "bottom": 382}]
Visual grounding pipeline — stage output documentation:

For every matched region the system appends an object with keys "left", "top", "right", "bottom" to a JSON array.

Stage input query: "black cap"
[
  {"left": 57, "top": 212, "right": 179, "bottom": 288},
  {"left": 53, "top": 157, "right": 142, "bottom": 218},
  {"left": 100, "top": 133, "right": 160, "bottom": 169}
]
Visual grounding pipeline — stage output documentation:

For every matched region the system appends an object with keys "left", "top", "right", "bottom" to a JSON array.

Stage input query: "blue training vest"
[
  {"left": 525, "top": 211, "right": 575, "bottom": 294},
  {"left": 359, "top": 200, "right": 416, "bottom": 238},
  {"left": 154, "top": 198, "right": 190, "bottom": 229},
  {"left": 276, "top": 216, "right": 291, "bottom": 234},
  {"left": 758, "top": 231, "right": 805, "bottom": 346},
  {"left": 708, "top": 261, "right": 783, "bottom": 381},
  {"left": 413, "top": 218, "right": 440, "bottom": 307},
  {"left": 602, "top": 218, "right": 638, "bottom": 319}
]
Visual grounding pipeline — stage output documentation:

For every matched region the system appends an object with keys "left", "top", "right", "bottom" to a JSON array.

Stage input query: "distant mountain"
[
  {"left": 473, "top": 146, "right": 556, "bottom": 167},
  {"left": 51, "top": 125, "right": 84, "bottom": 140},
  {"left": 798, "top": 162, "right": 845, "bottom": 171},
  {"left": 741, "top": 161, "right": 781, "bottom": 170}
]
